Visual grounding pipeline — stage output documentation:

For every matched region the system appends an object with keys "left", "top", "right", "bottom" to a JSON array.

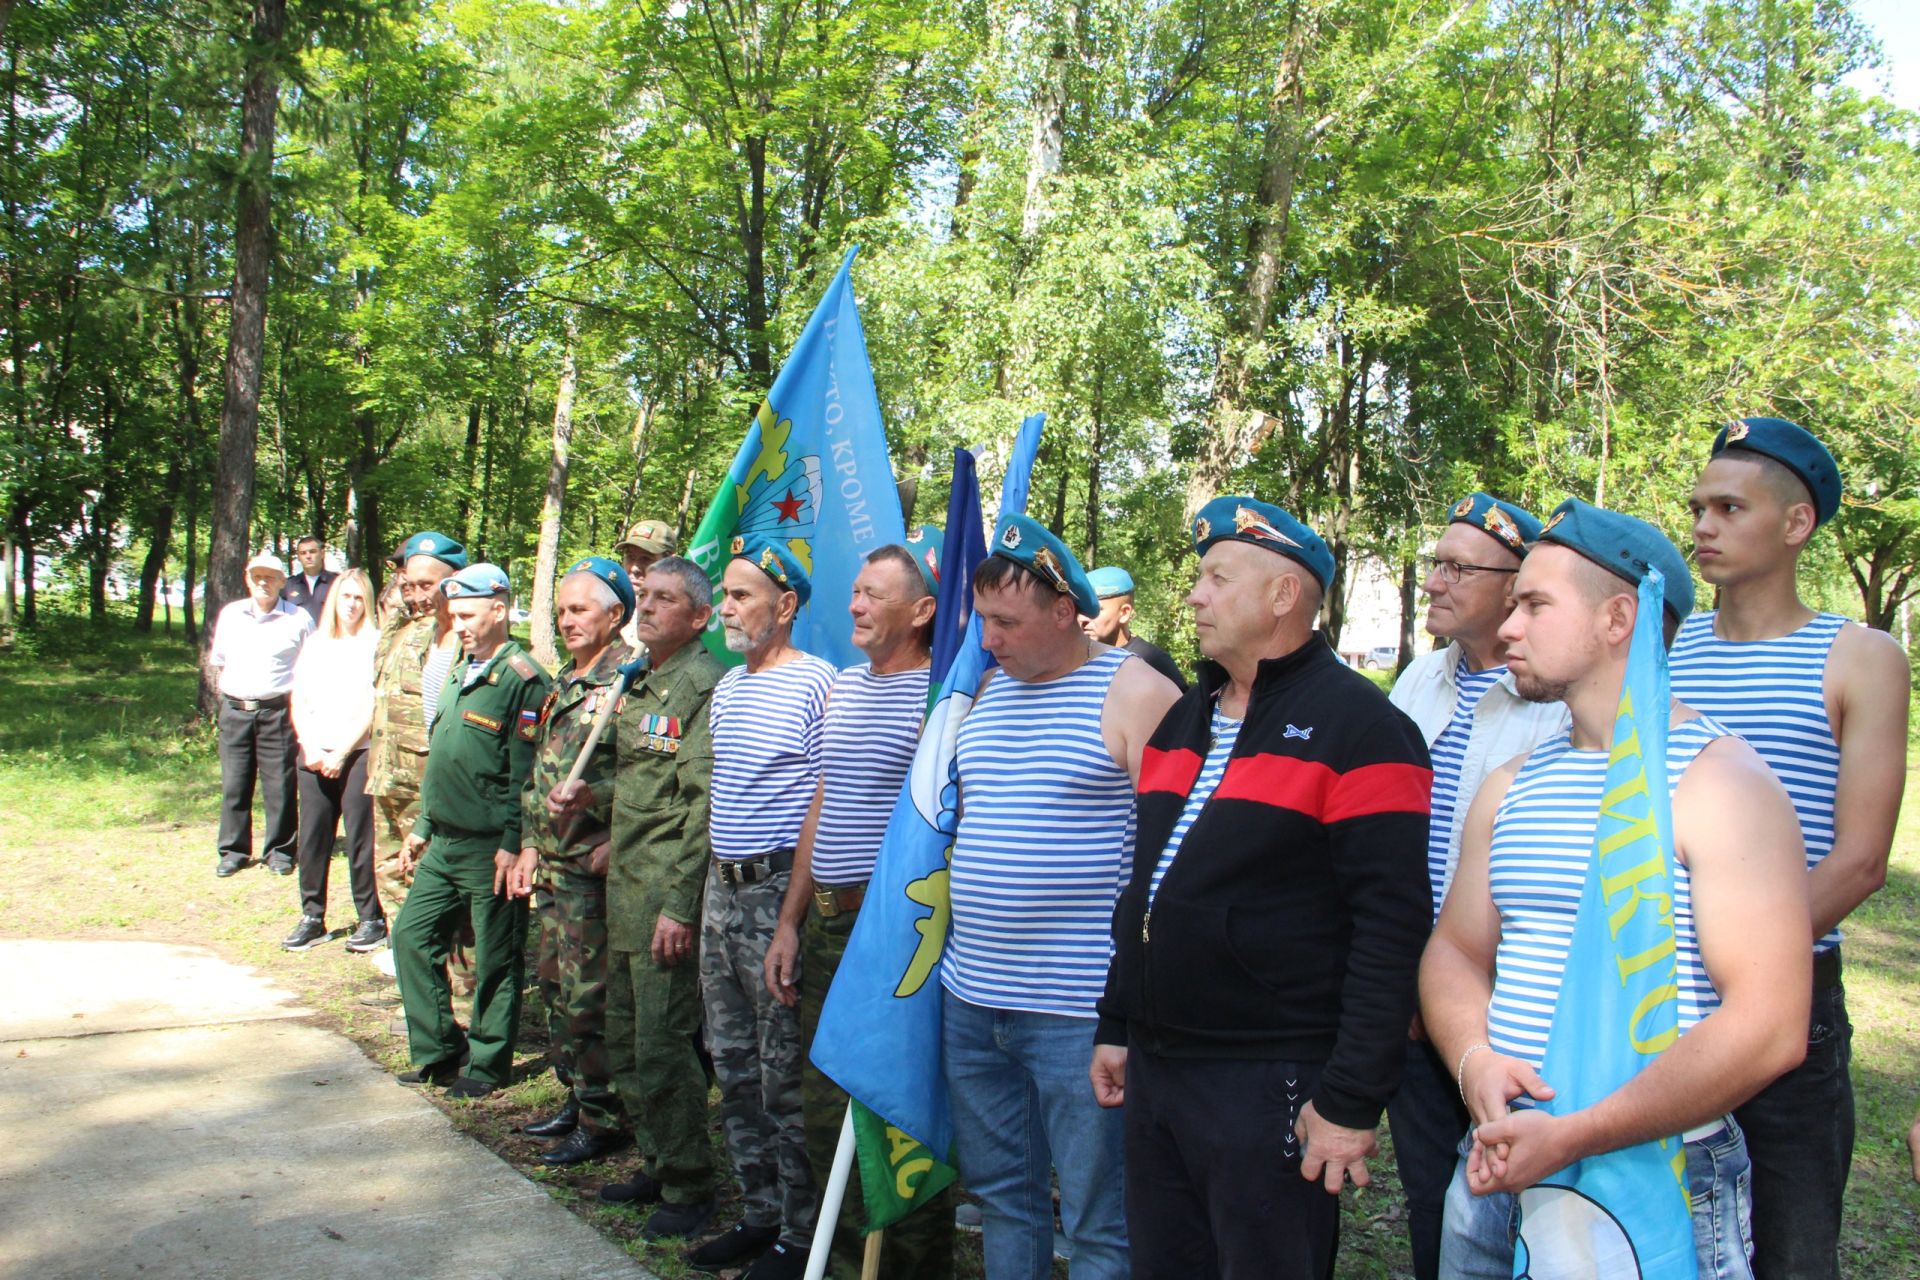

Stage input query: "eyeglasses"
[{"left": 1423, "top": 557, "right": 1519, "bottom": 584}]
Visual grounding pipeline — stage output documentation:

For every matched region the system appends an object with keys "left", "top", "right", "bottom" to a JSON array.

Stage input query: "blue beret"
[
  {"left": 400, "top": 531, "right": 468, "bottom": 570},
  {"left": 565, "top": 555, "right": 635, "bottom": 626},
  {"left": 1447, "top": 492, "right": 1542, "bottom": 556},
  {"left": 730, "top": 534, "right": 812, "bottom": 606},
  {"left": 903, "top": 524, "right": 943, "bottom": 594},
  {"left": 1711, "top": 416, "right": 1842, "bottom": 526},
  {"left": 1088, "top": 566, "right": 1135, "bottom": 599},
  {"left": 990, "top": 514, "right": 1099, "bottom": 617},
  {"left": 1537, "top": 498, "right": 1694, "bottom": 622},
  {"left": 1190, "top": 496, "right": 1335, "bottom": 591},
  {"left": 443, "top": 562, "right": 511, "bottom": 601}
]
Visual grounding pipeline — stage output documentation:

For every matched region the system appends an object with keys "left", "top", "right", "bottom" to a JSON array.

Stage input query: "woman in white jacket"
[{"left": 284, "top": 567, "right": 384, "bottom": 952}]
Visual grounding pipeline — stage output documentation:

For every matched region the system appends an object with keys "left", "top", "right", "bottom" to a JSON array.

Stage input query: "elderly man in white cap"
[{"left": 209, "top": 551, "right": 315, "bottom": 878}]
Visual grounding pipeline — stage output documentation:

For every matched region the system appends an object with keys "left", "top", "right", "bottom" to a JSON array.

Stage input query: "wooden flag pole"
[{"left": 861, "top": 1227, "right": 885, "bottom": 1279}]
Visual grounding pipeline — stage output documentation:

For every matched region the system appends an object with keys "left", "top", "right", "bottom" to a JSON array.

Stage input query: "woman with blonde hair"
[{"left": 284, "top": 567, "right": 386, "bottom": 953}]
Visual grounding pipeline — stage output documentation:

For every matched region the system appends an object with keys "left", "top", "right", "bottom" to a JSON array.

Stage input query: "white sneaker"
[{"left": 372, "top": 947, "right": 397, "bottom": 977}]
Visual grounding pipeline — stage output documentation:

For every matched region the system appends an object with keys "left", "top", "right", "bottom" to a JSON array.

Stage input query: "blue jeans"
[
  {"left": 943, "top": 990, "right": 1128, "bottom": 1280},
  {"left": 1439, "top": 1119, "right": 1754, "bottom": 1279}
]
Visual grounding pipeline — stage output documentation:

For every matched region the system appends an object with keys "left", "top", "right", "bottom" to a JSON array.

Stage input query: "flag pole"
[
  {"left": 806, "top": 1104, "right": 857, "bottom": 1280},
  {"left": 861, "top": 1228, "right": 884, "bottom": 1280}
]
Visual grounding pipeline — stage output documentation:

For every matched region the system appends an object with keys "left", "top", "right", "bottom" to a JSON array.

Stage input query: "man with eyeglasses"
[{"left": 1384, "top": 492, "right": 1568, "bottom": 1280}]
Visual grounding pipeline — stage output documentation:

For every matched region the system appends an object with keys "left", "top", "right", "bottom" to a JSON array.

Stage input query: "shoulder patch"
[{"left": 507, "top": 652, "right": 539, "bottom": 679}]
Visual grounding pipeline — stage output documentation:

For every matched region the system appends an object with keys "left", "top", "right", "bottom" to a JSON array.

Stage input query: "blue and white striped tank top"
[
  {"left": 1669, "top": 611, "right": 1844, "bottom": 952},
  {"left": 944, "top": 647, "right": 1136, "bottom": 1018},
  {"left": 708, "top": 655, "right": 837, "bottom": 860},
  {"left": 1486, "top": 718, "right": 1729, "bottom": 1077},
  {"left": 1149, "top": 704, "right": 1242, "bottom": 905},
  {"left": 811, "top": 662, "right": 930, "bottom": 885},
  {"left": 1426, "top": 665, "right": 1505, "bottom": 918}
]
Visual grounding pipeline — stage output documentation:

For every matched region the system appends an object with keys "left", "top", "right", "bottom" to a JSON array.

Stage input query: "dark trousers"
[
  {"left": 393, "top": 840, "right": 529, "bottom": 1085},
  {"left": 1385, "top": 1037, "right": 1470, "bottom": 1280},
  {"left": 1735, "top": 962, "right": 1854, "bottom": 1280},
  {"left": 294, "top": 748, "right": 381, "bottom": 923},
  {"left": 217, "top": 699, "right": 299, "bottom": 863},
  {"left": 1124, "top": 1047, "right": 1338, "bottom": 1280}
]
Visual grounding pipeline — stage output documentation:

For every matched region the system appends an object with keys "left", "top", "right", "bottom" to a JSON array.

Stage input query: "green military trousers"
[
  {"left": 533, "top": 867, "right": 625, "bottom": 1135},
  {"left": 606, "top": 935, "right": 716, "bottom": 1204},
  {"left": 393, "top": 838, "right": 529, "bottom": 1086}
]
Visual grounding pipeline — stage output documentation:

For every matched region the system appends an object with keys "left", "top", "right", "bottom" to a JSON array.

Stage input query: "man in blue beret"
[
  {"left": 1672, "top": 417, "right": 1908, "bottom": 1279},
  {"left": 942, "top": 513, "right": 1180, "bottom": 1279},
  {"left": 1385, "top": 492, "right": 1568, "bottom": 1280},
  {"left": 1422, "top": 498, "right": 1812, "bottom": 1277},
  {"left": 1083, "top": 565, "right": 1188, "bottom": 691},
  {"left": 1093, "top": 496, "right": 1432, "bottom": 1280}
]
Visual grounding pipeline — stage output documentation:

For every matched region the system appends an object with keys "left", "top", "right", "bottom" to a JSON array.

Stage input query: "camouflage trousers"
[
  {"left": 533, "top": 867, "right": 625, "bottom": 1135},
  {"left": 607, "top": 929, "right": 716, "bottom": 1203},
  {"left": 801, "top": 905, "right": 956, "bottom": 1280},
  {"left": 700, "top": 866, "right": 816, "bottom": 1241},
  {"left": 374, "top": 792, "right": 474, "bottom": 997}
]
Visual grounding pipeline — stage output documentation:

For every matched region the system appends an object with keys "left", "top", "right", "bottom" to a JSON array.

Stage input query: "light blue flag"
[
  {"left": 1515, "top": 568, "right": 1696, "bottom": 1279},
  {"left": 684, "top": 246, "right": 904, "bottom": 669},
  {"left": 809, "top": 413, "right": 1047, "bottom": 1159}
]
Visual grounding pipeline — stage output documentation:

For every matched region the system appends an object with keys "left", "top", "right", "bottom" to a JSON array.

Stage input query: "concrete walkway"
[{"left": 0, "top": 939, "right": 656, "bottom": 1280}]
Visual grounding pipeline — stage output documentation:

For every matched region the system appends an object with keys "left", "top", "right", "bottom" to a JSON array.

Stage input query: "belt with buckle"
[
  {"left": 1812, "top": 946, "right": 1842, "bottom": 989},
  {"left": 813, "top": 882, "right": 867, "bottom": 918},
  {"left": 225, "top": 693, "right": 289, "bottom": 712},
  {"left": 714, "top": 848, "right": 795, "bottom": 886}
]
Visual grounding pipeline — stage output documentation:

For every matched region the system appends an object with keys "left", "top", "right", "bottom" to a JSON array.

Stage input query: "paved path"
[{"left": 0, "top": 939, "right": 656, "bottom": 1280}]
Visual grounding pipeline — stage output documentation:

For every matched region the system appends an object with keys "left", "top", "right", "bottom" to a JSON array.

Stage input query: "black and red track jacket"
[{"left": 1096, "top": 636, "right": 1434, "bottom": 1130}]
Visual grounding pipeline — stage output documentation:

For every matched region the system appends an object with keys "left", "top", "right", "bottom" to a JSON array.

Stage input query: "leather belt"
[
  {"left": 713, "top": 848, "right": 795, "bottom": 886},
  {"left": 813, "top": 882, "right": 867, "bottom": 918},
  {"left": 225, "top": 693, "right": 289, "bottom": 712},
  {"left": 1812, "top": 946, "right": 1842, "bottom": 989}
]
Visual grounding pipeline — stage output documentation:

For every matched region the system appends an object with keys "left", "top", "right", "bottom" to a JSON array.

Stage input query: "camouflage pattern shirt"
[
  {"left": 366, "top": 608, "right": 440, "bottom": 798},
  {"left": 521, "top": 639, "right": 634, "bottom": 862}
]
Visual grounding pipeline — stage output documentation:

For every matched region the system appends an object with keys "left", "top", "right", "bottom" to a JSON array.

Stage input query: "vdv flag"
[
  {"left": 684, "top": 247, "right": 904, "bottom": 668},
  {"left": 1514, "top": 569, "right": 1696, "bottom": 1279},
  {"left": 810, "top": 415, "right": 1046, "bottom": 1226}
]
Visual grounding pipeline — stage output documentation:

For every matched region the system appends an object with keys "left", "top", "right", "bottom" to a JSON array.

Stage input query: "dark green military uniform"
[
  {"left": 523, "top": 639, "right": 633, "bottom": 1136},
  {"left": 393, "top": 639, "right": 551, "bottom": 1085},
  {"left": 604, "top": 640, "right": 724, "bottom": 1204}
]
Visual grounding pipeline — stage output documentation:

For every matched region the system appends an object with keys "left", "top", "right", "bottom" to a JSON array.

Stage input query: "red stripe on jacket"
[
  {"left": 1214, "top": 754, "right": 1432, "bottom": 822},
  {"left": 1138, "top": 745, "right": 1203, "bottom": 797}
]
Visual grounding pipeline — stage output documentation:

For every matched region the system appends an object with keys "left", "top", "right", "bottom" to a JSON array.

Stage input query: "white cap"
[{"left": 245, "top": 551, "right": 288, "bottom": 578}]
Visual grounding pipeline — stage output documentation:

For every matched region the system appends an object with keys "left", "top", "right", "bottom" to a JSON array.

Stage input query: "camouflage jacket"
[
  {"left": 609, "top": 642, "right": 724, "bottom": 950},
  {"left": 366, "top": 608, "right": 440, "bottom": 798},
  {"left": 520, "top": 639, "right": 634, "bottom": 863}
]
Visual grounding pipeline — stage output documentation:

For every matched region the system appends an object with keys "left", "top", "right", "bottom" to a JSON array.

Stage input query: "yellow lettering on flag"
[
  {"left": 887, "top": 1126, "right": 935, "bottom": 1199},
  {"left": 1627, "top": 983, "right": 1683, "bottom": 1054},
  {"left": 1601, "top": 855, "right": 1673, "bottom": 938}
]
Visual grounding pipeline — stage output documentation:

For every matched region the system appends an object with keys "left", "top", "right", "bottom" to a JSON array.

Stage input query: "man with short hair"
[
  {"left": 614, "top": 518, "right": 677, "bottom": 650},
  {"left": 1093, "top": 497, "right": 1432, "bottom": 1279},
  {"left": 391, "top": 563, "right": 552, "bottom": 1100},
  {"left": 1385, "top": 492, "right": 1567, "bottom": 1280},
  {"left": 947, "top": 515, "right": 1180, "bottom": 1280},
  {"left": 210, "top": 551, "right": 314, "bottom": 878},
  {"left": 281, "top": 536, "right": 335, "bottom": 620},
  {"left": 1672, "top": 417, "right": 1910, "bottom": 1279},
  {"left": 1084, "top": 564, "right": 1187, "bottom": 690},
  {"left": 1421, "top": 498, "right": 1812, "bottom": 1277},
  {"left": 764, "top": 533, "right": 954, "bottom": 1280}
]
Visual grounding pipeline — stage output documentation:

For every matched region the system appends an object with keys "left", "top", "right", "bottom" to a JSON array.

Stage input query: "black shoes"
[
  {"left": 598, "top": 1172, "right": 663, "bottom": 1206},
  {"left": 643, "top": 1198, "right": 715, "bottom": 1240},
  {"left": 740, "top": 1242, "right": 809, "bottom": 1280},
  {"left": 523, "top": 1099, "right": 580, "bottom": 1138},
  {"left": 687, "top": 1221, "right": 779, "bottom": 1269},
  {"left": 215, "top": 854, "right": 252, "bottom": 878},
  {"left": 344, "top": 919, "right": 389, "bottom": 952},
  {"left": 281, "top": 916, "right": 329, "bottom": 951},
  {"left": 540, "top": 1127, "right": 632, "bottom": 1166},
  {"left": 264, "top": 853, "right": 295, "bottom": 876},
  {"left": 445, "top": 1076, "right": 495, "bottom": 1100},
  {"left": 396, "top": 1060, "right": 460, "bottom": 1087}
]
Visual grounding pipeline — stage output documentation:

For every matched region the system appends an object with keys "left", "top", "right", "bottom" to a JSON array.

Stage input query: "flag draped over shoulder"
[
  {"left": 809, "top": 414, "right": 1046, "bottom": 1231},
  {"left": 1515, "top": 569, "right": 1696, "bottom": 1280},
  {"left": 684, "top": 247, "right": 904, "bottom": 669}
]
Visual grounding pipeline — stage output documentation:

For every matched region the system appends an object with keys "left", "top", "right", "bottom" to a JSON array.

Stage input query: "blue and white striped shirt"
[
  {"left": 1426, "top": 665, "right": 1505, "bottom": 918},
  {"left": 1669, "top": 611, "right": 1845, "bottom": 953},
  {"left": 945, "top": 647, "right": 1136, "bottom": 1018},
  {"left": 1148, "top": 704, "right": 1242, "bottom": 905},
  {"left": 708, "top": 655, "right": 837, "bottom": 861},
  {"left": 812, "top": 662, "right": 931, "bottom": 886},
  {"left": 1487, "top": 718, "right": 1729, "bottom": 1077}
]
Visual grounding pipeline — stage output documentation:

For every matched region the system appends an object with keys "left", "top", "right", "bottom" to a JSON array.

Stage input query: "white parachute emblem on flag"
[{"left": 1515, "top": 1185, "right": 1643, "bottom": 1279}]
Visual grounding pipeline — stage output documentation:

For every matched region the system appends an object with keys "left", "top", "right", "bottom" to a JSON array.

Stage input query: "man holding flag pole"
[{"left": 1421, "top": 499, "right": 1812, "bottom": 1277}]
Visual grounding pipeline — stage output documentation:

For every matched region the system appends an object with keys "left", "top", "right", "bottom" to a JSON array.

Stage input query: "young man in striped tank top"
[
  {"left": 1422, "top": 500, "right": 1812, "bottom": 1279},
  {"left": 945, "top": 514, "right": 1180, "bottom": 1280},
  {"left": 1674, "top": 417, "right": 1910, "bottom": 1280}
]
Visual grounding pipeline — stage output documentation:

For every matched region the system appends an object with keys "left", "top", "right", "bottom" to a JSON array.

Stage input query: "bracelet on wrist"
[{"left": 1455, "top": 1041, "right": 1492, "bottom": 1102}]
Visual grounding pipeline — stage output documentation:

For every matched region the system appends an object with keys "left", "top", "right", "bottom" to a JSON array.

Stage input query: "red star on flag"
[{"left": 773, "top": 488, "right": 805, "bottom": 522}]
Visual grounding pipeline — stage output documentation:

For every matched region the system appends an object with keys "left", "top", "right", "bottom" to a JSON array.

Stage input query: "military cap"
[
  {"left": 400, "top": 531, "right": 468, "bottom": 571},
  {"left": 1711, "top": 416, "right": 1842, "bottom": 526},
  {"left": 990, "top": 513, "right": 1100, "bottom": 617},
  {"left": 442, "top": 562, "right": 512, "bottom": 601},
  {"left": 1088, "top": 567, "right": 1135, "bottom": 599},
  {"left": 903, "top": 524, "right": 943, "bottom": 593},
  {"left": 565, "top": 554, "right": 636, "bottom": 625},
  {"left": 614, "top": 518, "right": 677, "bottom": 557},
  {"left": 1190, "top": 496, "right": 1335, "bottom": 591},
  {"left": 730, "top": 534, "right": 812, "bottom": 605},
  {"left": 1448, "top": 492, "right": 1542, "bottom": 557},
  {"left": 1537, "top": 498, "right": 1694, "bottom": 622}
]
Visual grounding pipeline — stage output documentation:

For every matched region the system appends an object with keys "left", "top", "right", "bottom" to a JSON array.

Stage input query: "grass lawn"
[{"left": 3, "top": 613, "right": 1917, "bottom": 1277}]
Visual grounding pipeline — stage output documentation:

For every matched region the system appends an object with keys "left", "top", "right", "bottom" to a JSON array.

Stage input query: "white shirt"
[
  {"left": 210, "top": 598, "right": 313, "bottom": 700},
  {"left": 291, "top": 627, "right": 378, "bottom": 758}
]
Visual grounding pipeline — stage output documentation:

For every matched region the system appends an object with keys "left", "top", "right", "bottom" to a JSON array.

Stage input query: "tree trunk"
[
  {"left": 1022, "top": 39, "right": 1068, "bottom": 239},
  {"left": 17, "top": 519, "right": 34, "bottom": 627},
  {"left": 183, "top": 486, "right": 199, "bottom": 643},
  {"left": 200, "top": 0, "right": 287, "bottom": 718},
  {"left": 529, "top": 322, "right": 578, "bottom": 667},
  {"left": 743, "top": 136, "right": 771, "bottom": 381},
  {"left": 1396, "top": 557, "right": 1417, "bottom": 676},
  {"left": 1, "top": 526, "right": 14, "bottom": 629},
  {"left": 136, "top": 461, "right": 182, "bottom": 632}
]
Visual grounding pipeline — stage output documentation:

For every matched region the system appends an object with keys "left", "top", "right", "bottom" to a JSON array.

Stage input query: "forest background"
[{"left": 5, "top": 0, "right": 1919, "bottom": 702}]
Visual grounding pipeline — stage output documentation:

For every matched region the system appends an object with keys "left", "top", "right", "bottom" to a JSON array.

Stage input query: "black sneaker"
[
  {"left": 396, "top": 1060, "right": 459, "bottom": 1087},
  {"left": 687, "top": 1221, "right": 779, "bottom": 1269},
  {"left": 445, "top": 1076, "right": 495, "bottom": 1100},
  {"left": 642, "top": 1198, "right": 714, "bottom": 1240},
  {"left": 215, "top": 854, "right": 252, "bottom": 878},
  {"left": 281, "top": 916, "right": 329, "bottom": 951},
  {"left": 344, "top": 919, "right": 389, "bottom": 952},
  {"left": 264, "top": 853, "right": 295, "bottom": 876},
  {"left": 740, "top": 1241, "right": 808, "bottom": 1280}
]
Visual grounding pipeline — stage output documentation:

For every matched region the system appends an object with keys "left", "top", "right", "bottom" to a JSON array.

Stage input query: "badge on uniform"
[
  {"left": 518, "top": 708, "right": 540, "bottom": 741},
  {"left": 464, "top": 710, "right": 503, "bottom": 732},
  {"left": 639, "top": 712, "right": 681, "bottom": 754}
]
